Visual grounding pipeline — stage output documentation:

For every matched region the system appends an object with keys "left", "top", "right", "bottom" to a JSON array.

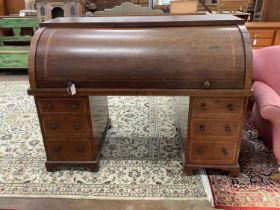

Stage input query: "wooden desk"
[
  {"left": 246, "top": 22, "right": 280, "bottom": 48},
  {"left": 28, "top": 15, "right": 252, "bottom": 176}
]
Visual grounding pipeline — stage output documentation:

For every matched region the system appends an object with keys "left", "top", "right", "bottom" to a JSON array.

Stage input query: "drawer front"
[
  {"left": 275, "top": 30, "right": 280, "bottom": 45},
  {"left": 249, "top": 30, "right": 274, "bottom": 39},
  {"left": 189, "top": 141, "right": 237, "bottom": 164},
  {"left": 47, "top": 141, "right": 93, "bottom": 161},
  {"left": 42, "top": 117, "right": 90, "bottom": 137},
  {"left": 37, "top": 98, "right": 87, "bottom": 113},
  {"left": 190, "top": 119, "right": 241, "bottom": 138},
  {"left": 192, "top": 98, "right": 244, "bottom": 116},
  {"left": 251, "top": 38, "right": 273, "bottom": 48}
]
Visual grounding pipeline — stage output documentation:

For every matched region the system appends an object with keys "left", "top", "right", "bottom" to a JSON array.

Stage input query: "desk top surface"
[{"left": 40, "top": 14, "right": 244, "bottom": 28}]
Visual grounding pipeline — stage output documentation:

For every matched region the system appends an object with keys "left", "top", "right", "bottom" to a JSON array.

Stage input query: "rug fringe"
[
  {"left": 215, "top": 205, "right": 280, "bottom": 210},
  {"left": 199, "top": 170, "right": 214, "bottom": 207}
]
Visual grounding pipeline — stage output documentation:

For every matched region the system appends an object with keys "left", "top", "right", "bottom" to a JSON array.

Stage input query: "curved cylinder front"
[{"left": 34, "top": 26, "right": 249, "bottom": 89}]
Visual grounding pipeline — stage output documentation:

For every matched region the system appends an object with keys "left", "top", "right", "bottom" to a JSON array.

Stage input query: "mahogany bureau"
[{"left": 28, "top": 14, "right": 252, "bottom": 175}]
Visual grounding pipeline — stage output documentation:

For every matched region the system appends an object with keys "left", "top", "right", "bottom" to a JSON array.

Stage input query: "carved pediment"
[{"left": 91, "top": 2, "right": 163, "bottom": 16}]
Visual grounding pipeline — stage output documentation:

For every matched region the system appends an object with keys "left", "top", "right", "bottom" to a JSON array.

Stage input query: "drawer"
[
  {"left": 275, "top": 30, "right": 280, "bottom": 45},
  {"left": 41, "top": 117, "right": 90, "bottom": 137},
  {"left": 37, "top": 98, "right": 87, "bottom": 113},
  {"left": 189, "top": 141, "right": 237, "bottom": 164},
  {"left": 251, "top": 38, "right": 273, "bottom": 48},
  {"left": 47, "top": 140, "right": 94, "bottom": 161},
  {"left": 249, "top": 30, "right": 274, "bottom": 39},
  {"left": 219, "top": 2, "right": 248, "bottom": 10},
  {"left": 190, "top": 118, "right": 241, "bottom": 139},
  {"left": 191, "top": 98, "right": 244, "bottom": 116}
]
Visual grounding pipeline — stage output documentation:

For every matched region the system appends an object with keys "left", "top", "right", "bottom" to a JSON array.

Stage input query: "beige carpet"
[{"left": 0, "top": 81, "right": 209, "bottom": 200}]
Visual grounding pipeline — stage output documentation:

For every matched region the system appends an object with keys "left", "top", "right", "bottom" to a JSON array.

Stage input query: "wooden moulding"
[
  {"left": 245, "top": 22, "right": 280, "bottom": 29},
  {"left": 237, "top": 24, "right": 253, "bottom": 89},
  {"left": 27, "top": 88, "right": 253, "bottom": 97},
  {"left": 184, "top": 163, "right": 240, "bottom": 177},
  {"left": 28, "top": 27, "right": 46, "bottom": 89}
]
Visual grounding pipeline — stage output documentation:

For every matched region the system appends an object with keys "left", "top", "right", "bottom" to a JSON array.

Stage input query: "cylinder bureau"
[{"left": 28, "top": 14, "right": 252, "bottom": 175}]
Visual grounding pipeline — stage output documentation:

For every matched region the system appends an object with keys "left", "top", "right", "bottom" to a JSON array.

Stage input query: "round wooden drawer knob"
[
  {"left": 51, "top": 123, "right": 58, "bottom": 130},
  {"left": 222, "top": 148, "right": 228, "bottom": 155},
  {"left": 200, "top": 103, "right": 208, "bottom": 111},
  {"left": 74, "top": 123, "right": 81, "bottom": 130},
  {"left": 54, "top": 146, "right": 61, "bottom": 153},
  {"left": 77, "top": 145, "right": 85, "bottom": 152},
  {"left": 71, "top": 104, "right": 78, "bottom": 110},
  {"left": 225, "top": 124, "right": 231, "bottom": 132},
  {"left": 203, "top": 81, "right": 211, "bottom": 89},
  {"left": 199, "top": 125, "right": 206, "bottom": 132},
  {"left": 228, "top": 104, "right": 234, "bottom": 111},
  {"left": 46, "top": 103, "right": 53, "bottom": 110},
  {"left": 197, "top": 148, "right": 204, "bottom": 155}
]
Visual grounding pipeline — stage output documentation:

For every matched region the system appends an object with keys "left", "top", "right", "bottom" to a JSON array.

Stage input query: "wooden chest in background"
[
  {"left": 218, "top": 0, "right": 249, "bottom": 11},
  {"left": 246, "top": 22, "right": 280, "bottom": 48}
]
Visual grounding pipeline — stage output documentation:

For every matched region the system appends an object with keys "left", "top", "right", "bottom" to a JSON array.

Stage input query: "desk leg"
[
  {"left": 37, "top": 96, "right": 110, "bottom": 172},
  {"left": 44, "top": 118, "right": 111, "bottom": 172},
  {"left": 228, "top": 166, "right": 240, "bottom": 177},
  {"left": 176, "top": 96, "right": 246, "bottom": 176}
]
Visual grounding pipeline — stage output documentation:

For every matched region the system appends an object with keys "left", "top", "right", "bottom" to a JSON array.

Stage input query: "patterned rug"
[
  {"left": 208, "top": 111, "right": 280, "bottom": 209},
  {"left": 0, "top": 81, "right": 207, "bottom": 200}
]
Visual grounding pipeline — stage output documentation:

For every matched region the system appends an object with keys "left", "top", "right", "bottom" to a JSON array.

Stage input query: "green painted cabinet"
[
  {"left": 0, "top": 16, "right": 37, "bottom": 69},
  {"left": 0, "top": 46, "right": 29, "bottom": 68}
]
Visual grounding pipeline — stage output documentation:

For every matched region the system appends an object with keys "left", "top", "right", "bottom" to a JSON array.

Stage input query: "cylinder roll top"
[{"left": 31, "top": 15, "right": 252, "bottom": 89}]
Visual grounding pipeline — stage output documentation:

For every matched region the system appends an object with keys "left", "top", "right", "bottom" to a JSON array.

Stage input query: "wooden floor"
[
  {"left": 0, "top": 69, "right": 216, "bottom": 210},
  {"left": 0, "top": 198, "right": 215, "bottom": 210}
]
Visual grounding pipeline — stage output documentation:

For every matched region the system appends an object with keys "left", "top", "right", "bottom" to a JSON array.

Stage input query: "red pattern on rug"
[{"left": 208, "top": 111, "right": 280, "bottom": 210}]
